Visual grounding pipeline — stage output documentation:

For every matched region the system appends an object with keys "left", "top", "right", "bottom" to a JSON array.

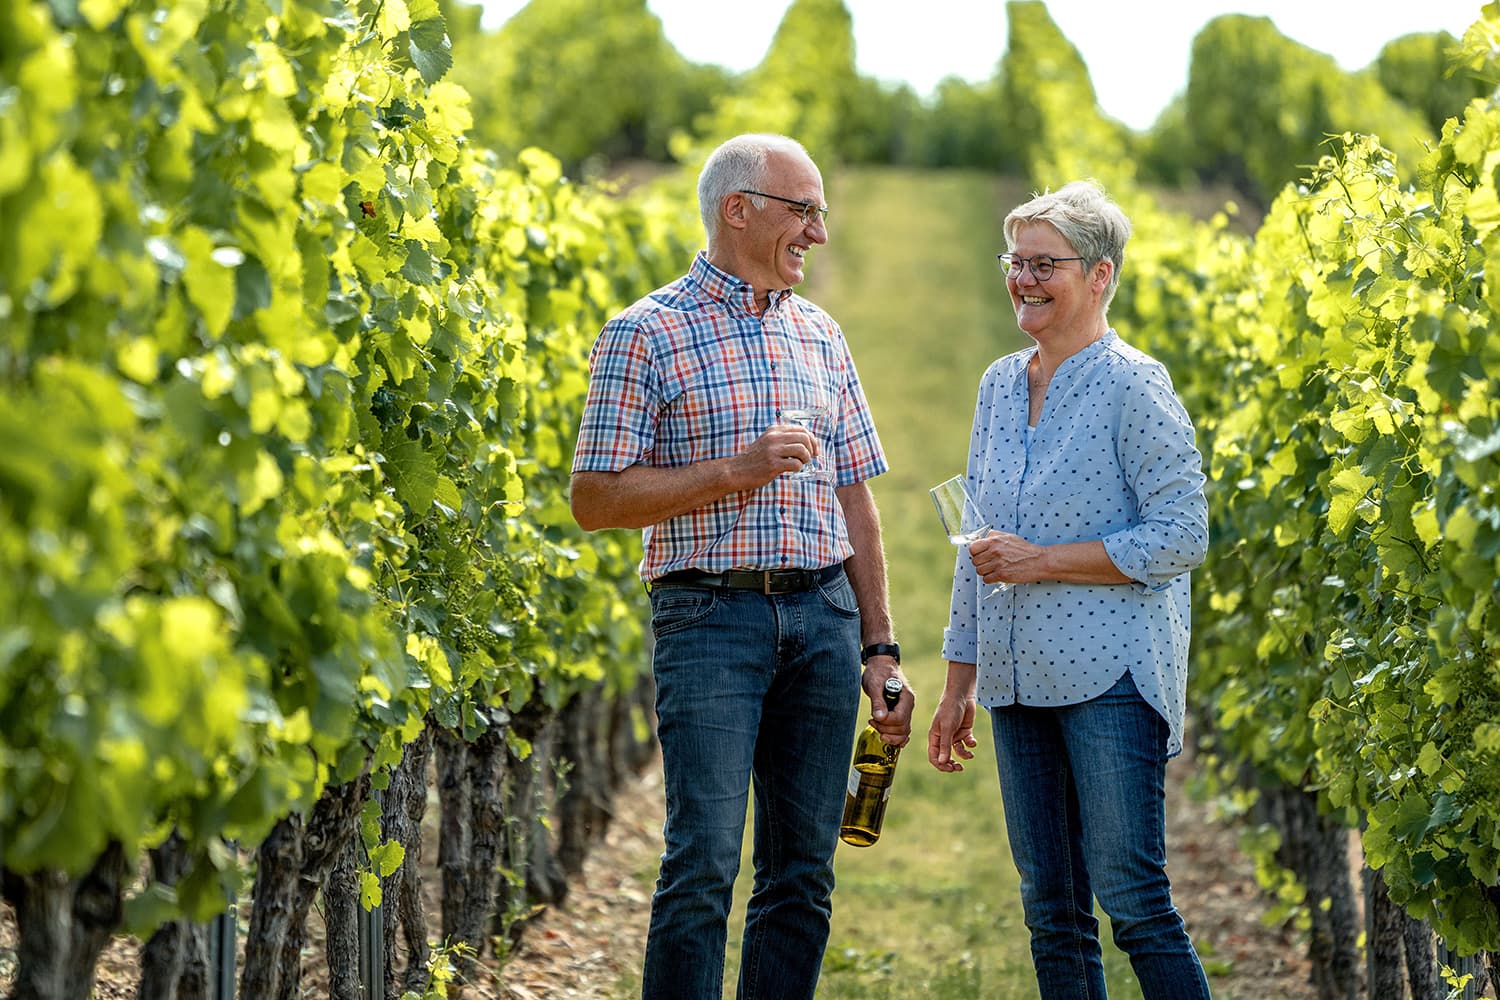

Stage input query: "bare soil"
[
  {"left": 494, "top": 748, "right": 1321, "bottom": 1000},
  {"left": 0, "top": 754, "right": 1327, "bottom": 999}
]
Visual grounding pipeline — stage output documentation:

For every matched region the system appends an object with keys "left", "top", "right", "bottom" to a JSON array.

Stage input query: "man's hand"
[
  {"left": 860, "top": 658, "right": 913, "bottom": 747},
  {"left": 734, "top": 422, "right": 819, "bottom": 487}
]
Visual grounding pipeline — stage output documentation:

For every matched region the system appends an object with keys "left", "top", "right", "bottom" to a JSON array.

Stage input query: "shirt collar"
[
  {"left": 689, "top": 250, "right": 793, "bottom": 316},
  {"left": 1017, "top": 328, "right": 1119, "bottom": 380}
]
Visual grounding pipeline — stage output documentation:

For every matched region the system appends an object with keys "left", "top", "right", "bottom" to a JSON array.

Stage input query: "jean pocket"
[
  {"left": 650, "top": 587, "right": 719, "bottom": 637},
  {"left": 815, "top": 570, "right": 860, "bottom": 618}
]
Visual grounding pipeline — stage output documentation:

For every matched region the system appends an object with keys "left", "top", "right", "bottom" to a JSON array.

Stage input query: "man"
[{"left": 570, "top": 133, "right": 911, "bottom": 999}]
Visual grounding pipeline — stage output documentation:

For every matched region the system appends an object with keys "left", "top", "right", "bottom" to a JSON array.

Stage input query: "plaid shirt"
[{"left": 572, "top": 251, "right": 887, "bottom": 580}]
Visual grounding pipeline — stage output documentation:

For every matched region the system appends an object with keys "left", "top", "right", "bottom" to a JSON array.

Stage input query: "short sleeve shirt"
[{"left": 572, "top": 252, "right": 888, "bottom": 580}]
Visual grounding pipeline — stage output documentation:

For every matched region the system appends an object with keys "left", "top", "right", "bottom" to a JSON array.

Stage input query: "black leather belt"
[{"left": 653, "top": 565, "right": 842, "bottom": 595}]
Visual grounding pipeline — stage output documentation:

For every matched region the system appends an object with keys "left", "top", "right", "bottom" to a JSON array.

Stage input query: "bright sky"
[{"left": 475, "top": 1, "right": 1487, "bottom": 130}]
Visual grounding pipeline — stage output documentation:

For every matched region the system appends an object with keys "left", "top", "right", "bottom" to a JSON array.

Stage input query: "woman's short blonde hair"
[{"left": 1004, "top": 180, "right": 1132, "bottom": 309}]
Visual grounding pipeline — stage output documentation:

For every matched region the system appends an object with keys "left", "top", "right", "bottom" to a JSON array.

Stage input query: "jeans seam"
[
  {"left": 1057, "top": 758, "right": 1094, "bottom": 1000},
  {"left": 741, "top": 768, "right": 781, "bottom": 999}
]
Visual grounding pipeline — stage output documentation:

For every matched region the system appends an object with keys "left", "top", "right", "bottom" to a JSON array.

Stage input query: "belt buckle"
[{"left": 762, "top": 571, "right": 773, "bottom": 596}]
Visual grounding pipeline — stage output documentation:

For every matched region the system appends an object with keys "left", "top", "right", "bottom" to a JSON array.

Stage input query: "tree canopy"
[
  {"left": 1180, "top": 14, "right": 1433, "bottom": 204},
  {"left": 443, "top": 0, "right": 1481, "bottom": 208},
  {"left": 449, "top": 0, "right": 724, "bottom": 169}
]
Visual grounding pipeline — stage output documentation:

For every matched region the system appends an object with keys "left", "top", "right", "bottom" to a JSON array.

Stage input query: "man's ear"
[{"left": 721, "top": 191, "right": 750, "bottom": 231}]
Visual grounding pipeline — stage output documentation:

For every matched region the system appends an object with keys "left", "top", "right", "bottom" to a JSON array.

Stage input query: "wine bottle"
[{"left": 839, "top": 677, "right": 904, "bottom": 847}]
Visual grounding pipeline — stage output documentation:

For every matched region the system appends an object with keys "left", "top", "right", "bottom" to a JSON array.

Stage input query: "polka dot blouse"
[{"left": 940, "top": 330, "right": 1208, "bottom": 757}]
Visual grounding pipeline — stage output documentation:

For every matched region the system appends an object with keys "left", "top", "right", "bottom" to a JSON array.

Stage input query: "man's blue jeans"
[
  {"left": 640, "top": 569, "right": 863, "bottom": 1000},
  {"left": 989, "top": 672, "right": 1212, "bottom": 999}
]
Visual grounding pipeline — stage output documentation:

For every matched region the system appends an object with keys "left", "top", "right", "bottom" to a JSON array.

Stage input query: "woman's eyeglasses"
[{"left": 997, "top": 253, "right": 1085, "bottom": 281}]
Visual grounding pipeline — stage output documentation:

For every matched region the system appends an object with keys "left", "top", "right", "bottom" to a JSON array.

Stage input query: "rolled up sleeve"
[{"left": 1104, "top": 363, "right": 1207, "bottom": 592}]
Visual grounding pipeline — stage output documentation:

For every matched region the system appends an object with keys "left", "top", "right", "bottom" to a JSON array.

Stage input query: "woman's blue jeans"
[
  {"left": 640, "top": 570, "right": 863, "bottom": 1000},
  {"left": 989, "top": 672, "right": 1212, "bottom": 999}
]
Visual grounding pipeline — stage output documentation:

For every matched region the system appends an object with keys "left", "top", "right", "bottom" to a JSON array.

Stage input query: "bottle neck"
[{"left": 881, "top": 679, "right": 903, "bottom": 712}]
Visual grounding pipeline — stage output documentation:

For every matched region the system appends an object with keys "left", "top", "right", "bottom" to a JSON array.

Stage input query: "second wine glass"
[{"left": 929, "top": 475, "right": 1008, "bottom": 599}]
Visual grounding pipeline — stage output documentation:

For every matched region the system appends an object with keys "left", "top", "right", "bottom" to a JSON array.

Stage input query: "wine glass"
[
  {"left": 781, "top": 401, "right": 832, "bottom": 482},
  {"left": 929, "top": 475, "right": 1008, "bottom": 599}
]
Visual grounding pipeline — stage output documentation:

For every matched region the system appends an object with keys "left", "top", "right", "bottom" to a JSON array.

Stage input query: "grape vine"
[
  {"left": 1099, "top": 13, "right": 1500, "bottom": 954},
  {"left": 0, "top": 0, "right": 698, "bottom": 946}
]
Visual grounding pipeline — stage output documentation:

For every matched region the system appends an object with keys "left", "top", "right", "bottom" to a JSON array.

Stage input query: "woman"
[{"left": 927, "top": 180, "right": 1211, "bottom": 998}]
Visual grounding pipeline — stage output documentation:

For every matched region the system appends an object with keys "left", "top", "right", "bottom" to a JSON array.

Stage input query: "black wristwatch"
[{"left": 860, "top": 642, "right": 901, "bottom": 665}]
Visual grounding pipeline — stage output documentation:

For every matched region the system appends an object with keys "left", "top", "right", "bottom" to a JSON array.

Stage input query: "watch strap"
[{"left": 860, "top": 641, "right": 901, "bottom": 665}]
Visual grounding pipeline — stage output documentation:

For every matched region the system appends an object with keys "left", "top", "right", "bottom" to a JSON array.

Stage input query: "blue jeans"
[
  {"left": 640, "top": 569, "right": 863, "bottom": 1000},
  {"left": 989, "top": 672, "right": 1212, "bottom": 999}
]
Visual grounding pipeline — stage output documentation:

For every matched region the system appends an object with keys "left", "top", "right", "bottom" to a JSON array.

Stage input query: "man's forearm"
[
  {"left": 572, "top": 422, "right": 817, "bottom": 532},
  {"left": 837, "top": 481, "right": 894, "bottom": 646},
  {"left": 571, "top": 463, "right": 741, "bottom": 531}
]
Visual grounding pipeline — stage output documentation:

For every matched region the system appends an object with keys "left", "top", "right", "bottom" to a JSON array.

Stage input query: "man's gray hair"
[
  {"left": 698, "top": 134, "right": 811, "bottom": 243},
  {"left": 1004, "top": 180, "right": 1132, "bottom": 310}
]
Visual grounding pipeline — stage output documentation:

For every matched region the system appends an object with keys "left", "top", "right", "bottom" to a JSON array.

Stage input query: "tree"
[
  {"left": 716, "top": 0, "right": 862, "bottom": 162},
  {"left": 450, "top": 0, "right": 718, "bottom": 171},
  {"left": 998, "top": 0, "right": 1132, "bottom": 188},
  {"left": 1376, "top": 31, "right": 1489, "bottom": 136},
  {"left": 918, "top": 76, "right": 1013, "bottom": 172},
  {"left": 1182, "top": 15, "right": 1432, "bottom": 206},
  {"left": 836, "top": 76, "right": 918, "bottom": 166},
  {"left": 1137, "top": 94, "right": 1195, "bottom": 189}
]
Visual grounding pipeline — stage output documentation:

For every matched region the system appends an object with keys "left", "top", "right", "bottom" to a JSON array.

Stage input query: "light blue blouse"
[{"left": 941, "top": 330, "right": 1208, "bottom": 757}]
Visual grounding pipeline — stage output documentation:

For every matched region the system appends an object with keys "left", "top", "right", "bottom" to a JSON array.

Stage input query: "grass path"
[{"left": 780, "top": 167, "right": 1073, "bottom": 997}]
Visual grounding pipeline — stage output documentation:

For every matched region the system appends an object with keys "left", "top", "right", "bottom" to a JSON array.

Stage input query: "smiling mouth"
[
  {"left": 1021, "top": 295, "right": 1048, "bottom": 304},
  {"left": 789, "top": 246, "right": 806, "bottom": 258}
]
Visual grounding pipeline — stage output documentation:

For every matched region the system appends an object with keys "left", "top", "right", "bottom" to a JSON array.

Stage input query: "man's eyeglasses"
[
  {"left": 739, "top": 190, "right": 829, "bottom": 226},
  {"left": 997, "top": 253, "right": 1085, "bottom": 281}
]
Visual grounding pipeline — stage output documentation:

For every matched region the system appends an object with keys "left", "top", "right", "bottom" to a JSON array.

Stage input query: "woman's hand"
[
  {"left": 928, "top": 692, "right": 978, "bottom": 772},
  {"left": 967, "top": 531, "right": 1045, "bottom": 585},
  {"left": 969, "top": 534, "right": 1130, "bottom": 586}
]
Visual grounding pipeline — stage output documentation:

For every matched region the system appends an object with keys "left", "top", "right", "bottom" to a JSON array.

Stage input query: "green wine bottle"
[{"left": 839, "top": 677, "right": 904, "bottom": 847}]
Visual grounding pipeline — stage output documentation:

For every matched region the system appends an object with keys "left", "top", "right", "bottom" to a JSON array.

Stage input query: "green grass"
[{"left": 616, "top": 166, "right": 1185, "bottom": 997}]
